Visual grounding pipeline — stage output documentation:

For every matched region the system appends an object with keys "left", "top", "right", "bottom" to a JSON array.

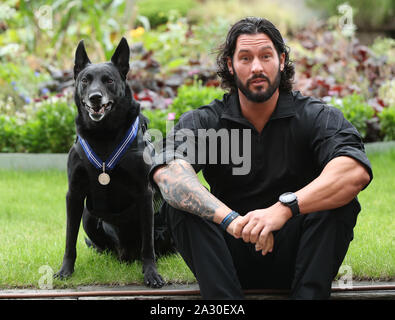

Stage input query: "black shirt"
[{"left": 150, "top": 91, "right": 373, "bottom": 215}]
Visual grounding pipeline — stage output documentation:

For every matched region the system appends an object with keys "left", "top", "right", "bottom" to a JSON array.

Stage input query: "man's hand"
[{"left": 227, "top": 203, "right": 292, "bottom": 255}]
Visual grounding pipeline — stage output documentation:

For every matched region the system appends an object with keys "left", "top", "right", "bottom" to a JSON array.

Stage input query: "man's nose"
[{"left": 251, "top": 57, "right": 264, "bottom": 74}]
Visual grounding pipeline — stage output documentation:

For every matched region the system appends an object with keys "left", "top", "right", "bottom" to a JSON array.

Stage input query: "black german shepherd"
[{"left": 54, "top": 38, "right": 168, "bottom": 287}]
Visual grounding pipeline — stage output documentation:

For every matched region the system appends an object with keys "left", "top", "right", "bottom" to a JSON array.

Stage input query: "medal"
[
  {"left": 98, "top": 163, "right": 110, "bottom": 185},
  {"left": 77, "top": 117, "right": 140, "bottom": 186}
]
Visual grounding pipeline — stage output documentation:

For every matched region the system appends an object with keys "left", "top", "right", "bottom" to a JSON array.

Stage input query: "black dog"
[{"left": 54, "top": 38, "right": 168, "bottom": 288}]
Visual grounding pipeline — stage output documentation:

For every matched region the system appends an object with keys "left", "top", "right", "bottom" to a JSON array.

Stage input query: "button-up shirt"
[{"left": 150, "top": 90, "right": 373, "bottom": 216}]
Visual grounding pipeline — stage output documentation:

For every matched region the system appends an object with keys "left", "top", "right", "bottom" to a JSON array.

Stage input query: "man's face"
[{"left": 228, "top": 33, "right": 285, "bottom": 103}]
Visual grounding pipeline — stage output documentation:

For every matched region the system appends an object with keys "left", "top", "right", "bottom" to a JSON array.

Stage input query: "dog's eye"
[
  {"left": 106, "top": 79, "right": 114, "bottom": 84},
  {"left": 81, "top": 78, "right": 88, "bottom": 84}
]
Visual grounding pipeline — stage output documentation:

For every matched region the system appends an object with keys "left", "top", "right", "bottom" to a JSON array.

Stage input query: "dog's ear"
[
  {"left": 74, "top": 40, "right": 91, "bottom": 80},
  {"left": 111, "top": 37, "right": 130, "bottom": 80}
]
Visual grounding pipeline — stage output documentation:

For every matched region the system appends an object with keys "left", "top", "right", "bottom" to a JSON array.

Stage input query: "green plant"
[
  {"left": 138, "top": 16, "right": 200, "bottom": 69},
  {"left": 169, "top": 82, "right": 224, "bottom": 122},
  {"left": 142, "top": 108, "right": 169, "bottom": 137},
  {"left": 20, "top": 98, "right": 77, "bottom": 153},
  {"left": 143, "top": 82, "right": 224, "bottom": 137},
  {"left": 378, "top": 80, "right": 395, "bottom": 107},
  {"left": 306, "top": 0, "right": 395, "bottom": 29},
  {"left": 370, "top": 37, "right": 395, "bottom": 65},
  {"left": 1, "top": 0, "right": 130, "bottom": 65},
  {"left": 0, "top": 95, "right": 77, "bottom": 153},
  {"left": 136, "top": 0, "right": 197, "bottom": 28},
  {"left": 331, "top": 94, "right": 374, "bottom": 139},
  {"left": 0, "top": 115, "right": 22, "bottom": 152},
  {"left": 0, "top": 62, "right": 52, "bottom": 111},
  {"left": 379, "top": 106, "right": 395, "bottom": 141}
]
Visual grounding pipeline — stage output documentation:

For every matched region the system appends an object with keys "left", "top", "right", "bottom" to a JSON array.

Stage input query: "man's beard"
[{"left": 234, "top": 67, "right": 281, "bottom": 103}]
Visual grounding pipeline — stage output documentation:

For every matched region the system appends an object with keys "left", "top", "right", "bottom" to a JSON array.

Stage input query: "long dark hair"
[{"left": 216, "top": 17, "right": 295, "bottom": 94}]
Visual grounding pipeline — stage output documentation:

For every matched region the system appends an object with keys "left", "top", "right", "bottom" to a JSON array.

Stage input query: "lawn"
[
  {"left": 0, "top": 170, "right": 195, "bottom": 288},
  {"left": 0, "top": 148, "right": 394, "bottom": 288}
]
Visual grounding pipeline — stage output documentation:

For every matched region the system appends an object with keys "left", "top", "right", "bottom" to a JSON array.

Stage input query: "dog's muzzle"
[{"left": 82, "top": 100, "right": 113, "bottom": 122}]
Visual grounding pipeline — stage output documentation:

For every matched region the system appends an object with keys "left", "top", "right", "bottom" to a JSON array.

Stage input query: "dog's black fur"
[{"left": 54, "top": 38, "right": 171, "bottom": 288}]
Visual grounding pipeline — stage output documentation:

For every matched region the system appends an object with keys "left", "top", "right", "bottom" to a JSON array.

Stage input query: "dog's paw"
[
  {"left": 53, "top": 268, "right": 73, "bottom": 280},
  {"left": 144, "top": 268, "right": 165, "bottom": 288}
]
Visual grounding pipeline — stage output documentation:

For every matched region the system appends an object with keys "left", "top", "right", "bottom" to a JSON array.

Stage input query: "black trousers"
[{"left": 163, "top": 202, "right": 359, "bottom": 300}]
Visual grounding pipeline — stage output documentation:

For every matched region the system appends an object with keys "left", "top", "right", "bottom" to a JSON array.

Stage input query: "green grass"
[
  {"left": 0, "top": 148, "right": 394, "bottom": 288},
  {"left": 342, "top": 148, "right": 395, "bottom": 280},
  {"left": 0, "top": 170, "right": 194, "bottom": 288}
]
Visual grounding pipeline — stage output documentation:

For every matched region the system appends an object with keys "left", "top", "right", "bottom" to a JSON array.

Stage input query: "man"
[{"left": 149, "top": 17, "right": 372, "bottom": 299}]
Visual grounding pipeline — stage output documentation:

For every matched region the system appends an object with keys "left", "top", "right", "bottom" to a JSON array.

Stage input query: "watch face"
[{"left": 280, "top": 192, "right": 297, "bottom": 203}]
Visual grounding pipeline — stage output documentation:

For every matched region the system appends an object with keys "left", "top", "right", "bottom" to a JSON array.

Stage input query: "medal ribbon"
[{"left": 78, "top": 116, "right": 140, "bottom": 171}]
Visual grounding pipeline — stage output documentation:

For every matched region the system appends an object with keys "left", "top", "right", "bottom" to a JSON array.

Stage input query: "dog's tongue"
[{"left": 93, "top": 107, "right": 105, "bottom": 114}]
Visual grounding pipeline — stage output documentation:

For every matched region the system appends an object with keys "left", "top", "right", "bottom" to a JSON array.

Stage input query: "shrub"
[
  {"left": 169, "top": 82, "right": 224, "bottom": 122},
  {"left": 0, "top": 115, "right": 22, "bottom": 152},
  {"left": 142, "top": 82, "right": 224, "bottom": 136},
  {"left": 142, "top": 108, "right": 169, "bottom": 137},
  {"left": 20, "top": 99, "right": 77, "bottom": 153},
  {"left": 136, "top": 0, "right": 197, "bottom": 28},
  {"left": 379, "top": 106, "right": 395, "bottom": 141},
  {"left": 0, "top": 95, "right": 77, "bottom": 153},
  {"left": 331, "top": 93, "right": 374, "bottom": 139}
]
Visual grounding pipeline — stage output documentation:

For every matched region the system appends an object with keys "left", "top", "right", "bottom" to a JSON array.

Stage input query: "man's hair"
[{"left": 216, "top": 17, "right": 295, "bottom": 94}]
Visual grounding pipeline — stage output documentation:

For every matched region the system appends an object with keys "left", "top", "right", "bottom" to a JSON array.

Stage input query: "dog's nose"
[{"left": 89, "top": 92, "right": 103, "bottom": 105}]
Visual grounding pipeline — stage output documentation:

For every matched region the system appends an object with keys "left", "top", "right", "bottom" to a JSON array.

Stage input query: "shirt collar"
[{"left": 221, "top": 91, "right": 296, "bottom": 124}]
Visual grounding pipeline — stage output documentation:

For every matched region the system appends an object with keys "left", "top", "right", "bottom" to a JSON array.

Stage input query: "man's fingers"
[
  {"left": 256, "top": 230, "right": 274, "bottom": 255},
  {"left": 241, "top": 221, "right": 254, "bottom": 243},
  {"left": 249, "top": 224, "right": 262, "bottom": 244},
  {"left": 241, "top": 219, "right": 263, "bottom": 243},
  {"left": 266, "top": 232, "right": 274, "bottom": 254},
  {"left": 231, "top": 215, "right": 249, "bottom": 238}
]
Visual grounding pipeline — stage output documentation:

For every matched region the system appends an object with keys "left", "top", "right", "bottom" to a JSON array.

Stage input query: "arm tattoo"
[{"left": 155, "top": 160, "right": 224, "bottom": 221}]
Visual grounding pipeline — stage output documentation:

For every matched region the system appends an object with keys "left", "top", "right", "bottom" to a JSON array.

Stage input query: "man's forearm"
[
  {"left": 295, "top": 156, "right": 371, "bottom": 214},
  {"left": 153, "top": 159, "right": 231, "bottom": 223},
  {"left": 232, "top": 156, "right": 371, "bottom": 252}
]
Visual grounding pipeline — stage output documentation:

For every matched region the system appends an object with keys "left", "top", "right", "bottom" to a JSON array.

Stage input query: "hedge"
[{"left": 1, "top": 88, "right": 394, "bottom": 153}]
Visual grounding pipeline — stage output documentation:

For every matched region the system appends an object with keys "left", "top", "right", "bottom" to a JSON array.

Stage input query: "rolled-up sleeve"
[
  {"left": 148, "top": 109, "right": 207, "bottom": 188},
  {"left": 310, "top": 105, "right": 373, "bottom": 189}
]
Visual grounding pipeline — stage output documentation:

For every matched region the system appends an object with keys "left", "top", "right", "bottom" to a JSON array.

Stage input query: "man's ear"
[
  {"left": 74, "top": 40, "right": 91, "bottom": 80},
  {"left": 227, "top": 57, "right": 234, "bottom": 75},
  {"left": 111, "top": 37, "right": 130, "bottom": 80},
  {"left": 280, "top": 52, "right": 285, "bottom": 72}
]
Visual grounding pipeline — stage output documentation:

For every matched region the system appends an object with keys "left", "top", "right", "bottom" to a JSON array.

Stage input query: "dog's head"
[{"left": 74, "top": 38, "right": 131, "bottom": 122}]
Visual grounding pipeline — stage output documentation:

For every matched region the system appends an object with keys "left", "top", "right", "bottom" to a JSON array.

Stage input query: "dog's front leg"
[
  {"left": 54, "top": 191, "right": 85, "bottom": 279},
  {"left": 140, "top": 193, "right": 165, "bottom": 288}
]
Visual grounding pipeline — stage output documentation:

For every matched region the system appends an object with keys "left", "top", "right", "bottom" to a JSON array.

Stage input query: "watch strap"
[{"left": 288, "top": 200, "right": 300, "bottom": 217}]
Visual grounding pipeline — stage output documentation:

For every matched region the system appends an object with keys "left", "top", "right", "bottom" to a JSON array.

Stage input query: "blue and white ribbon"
[{"left": 78, "top": 116, "right": 140, "bottom": 171}]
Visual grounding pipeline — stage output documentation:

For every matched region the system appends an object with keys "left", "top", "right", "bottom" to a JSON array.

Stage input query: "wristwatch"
[{"left": 279, "top": 192, "right": 300, "bottom": 218}]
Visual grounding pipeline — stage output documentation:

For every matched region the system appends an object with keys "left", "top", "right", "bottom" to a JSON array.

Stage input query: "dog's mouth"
[{"left": 82, "top": 100, "right": 113, "bottom": 122}]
